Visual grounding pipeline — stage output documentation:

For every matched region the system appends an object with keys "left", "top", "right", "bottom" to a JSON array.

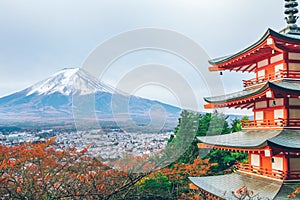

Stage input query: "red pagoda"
[{"left": 189, "top": 1, "right": 300, "bottom": 199}]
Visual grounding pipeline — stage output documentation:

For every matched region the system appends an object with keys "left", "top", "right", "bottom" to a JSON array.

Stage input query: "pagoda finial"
[{"left": 285, "top": 0, "right": 299, "bottom": 26}]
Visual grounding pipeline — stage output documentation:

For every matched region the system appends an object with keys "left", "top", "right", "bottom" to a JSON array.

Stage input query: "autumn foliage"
[
  {"left": 230, "top": 186, "right": 260, "bottom": 200},
  {"left": 0, "top": 111, "right": 250, "bottom": 199},
  {"left": 0, "top": 138, "right": 144, "bottom": 199},
  {"left": 132, "top": 158, "right": 215, "bottom": 199},
  {"left": 0, "top": 137, "right": 217, "bottom": 199},
  {"left": 288, "top": 187, "right": 300, "bottom": 198}
]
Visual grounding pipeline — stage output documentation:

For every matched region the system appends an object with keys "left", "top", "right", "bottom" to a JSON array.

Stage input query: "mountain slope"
[
  {"left": 26, "top": 68, "right": 114, "bottom": 96},
  {"left": 0, "top": 68, "right": 181, "bottom": 129}
]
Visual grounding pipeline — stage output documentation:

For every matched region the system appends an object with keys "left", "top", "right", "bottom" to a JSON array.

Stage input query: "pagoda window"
[
  {"left": 271, "top": 54, "right": 283, "bottom": 64},
  {"left": 269, "top": 98, "right": 284, "bottom": 107},
  {"left": 289, "top": 63, "right": 300, "bottom": 70},
  {"left": 272, "top": 157, "right": 284, "bottom": 172},
  {"left": 257, "top": 70, "right": 265, "bottom": 80},
  {"left": 288, "top": 52, "right": 300, "bottom": 60},
  {"left": 289, "top": 98, "right": 300, "bottom": 106},
  {"left": 250, "top": 154, "right": 260, "bottom": 169},
  {"left": 274, "top": 109, "right": 284, "bottom": 119},
  {"left": 274, "top": 64, "right": 284, "bottom": 74},
  {"left": 255, "top": 111, "right": 264, "bottom": 121},
  {"left": 257, "top": 59, "right": 268, "bottom": 68},
  {"left": 289, "top": 158, "right": 300, "bottom": 171},
  {"left": 289, "top": 109, "right": 300, "bottom": 118},
  {"left": 255, "top": 101, "right": 267, "bottom": 109},
  {"left": 274, "top": 109, "right": 284, "bottom": 126}
]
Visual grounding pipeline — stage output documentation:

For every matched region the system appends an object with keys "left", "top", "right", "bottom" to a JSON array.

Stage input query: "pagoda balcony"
[
  {"left": 241, "top": 118, "right": 300, "bottom": 129},
  {"left": 243, "top": 70, "right": 300, "bottom": 88},
  {"left": 237, "top": 163, "right": 300, "bottom": 181}
]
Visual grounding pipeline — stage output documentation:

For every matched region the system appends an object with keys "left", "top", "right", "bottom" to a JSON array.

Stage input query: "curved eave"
[
  {"left": 269, "top": 81, "right": 300, "bottom": 95},
  {"left": 267, "top": 129, "right": 300, "bottom": 150},
  {"left": 197, "top": 129, "right": 300, "bottom": 150},
  {"left": 197, "top": 130, "right": 281, "bottom": 149},
  {"left": 209, "top": 28, "right": 300, "bottom": 66},
  {"left": 189, "top": 174, "right": 283, "bottom": 200},
  {"left": 268, "top": 141, "right": 300, "bottom": 152},
  {"left": 204, "top": 82, "right": 269, "bottom": 104},
  {"left": 204, "top": 80, "right": 300, "bottom": 104}
]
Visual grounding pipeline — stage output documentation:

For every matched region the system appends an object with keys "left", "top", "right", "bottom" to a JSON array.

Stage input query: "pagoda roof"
[
  {"left": 189, "top": 173, "right": 283, "bottom": 199},
  {"left": 208, "top": 29, "right": 300, "bottom": 72},
  {"left": 197, "top": 129, "right": 300, "bottom": 150},
  {"left": 197, "top": 130, "right": 280, "bottom": 149},
  {"left": 204, "top": 79, "right": 300, "bottom": 104},
  {"left": 268, "top": 129, "right": 300, "bottom": 149}
]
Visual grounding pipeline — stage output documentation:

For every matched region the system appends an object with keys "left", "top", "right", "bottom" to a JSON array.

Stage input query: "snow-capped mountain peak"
[
  {"left": 26, "top": 68, "right": 113, "bottom": 96},
  {"left": 0, "top": 67, "right": 181, "bottom": 128}
]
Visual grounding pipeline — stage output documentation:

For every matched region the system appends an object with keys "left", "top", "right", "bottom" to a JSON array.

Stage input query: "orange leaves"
[
  {"left": 53, "top": 182, "right": 59, "bottom": 189},
  {"left": 79, "top": 174, "right": 85, "bottom": 182},
  {"left": 79, "top": 143, "right": 92, "bottom": 154},
  {"left": 288, "top": 193, "right": 297, "bottom": 198},
  {"left": 79, "top": 148, "right": 88, "bottom": 154},
  {"left": 162, "top": 157, "right": 213, "bottom": 182},
  {"left": 7, "top": 159, "right": 15, "bottom": 168},
  {"left": 88, "top": 171, "right": 97, "bottom": 179},
  {"left": 109, "top": 154, "right": 157, "bottom": 174},
  {"left": 133, "top": 157, "right": 214, "bottom": 200},
  {"left": 44, "top": 137, "right": 56, "bottom": 147},
  {"left": 191, "top": 194, "right": 202, "bottom": 200},
  {"left": 0, "top": 139, "right": 144, "bottom": 199},
  {"left": 46, "top": 146, "right": 54, "bottom": 152},
  {"left": 45, "top": 174, "right": 50, "bottom": 180},
  {"left": 0, "top": 159, "right": 7, "bottom": 170},
  {"left": 236, "top": 186, "right": 244, "bottom": 195},
  {"left": 232, "top": 186, "right": 256, "bottom": 199},
  {"left": 0, "top": 159, "right": 16, "bottom": 170},
  {"left": 16, "top": 186, "right": 21, "bottom": 193},
  {"left": 96, "top": 184, "right": 104, "bottom": 190},
  {"left": 72, "top": 173, "right": 77, "bottom": 178},
  {"left": 25, "top": 163, "right": 37, "bottom": 171},
  {"left": 288, "top": 187, "right": 300, "bottom": 198},
  {"left": 0, "top": 173, "right": 11, "bottom": 182}
]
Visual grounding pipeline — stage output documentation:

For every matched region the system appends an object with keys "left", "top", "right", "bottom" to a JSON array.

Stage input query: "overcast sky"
[{"left": 0, "top": 0, "right": 288, "bottom": 114}]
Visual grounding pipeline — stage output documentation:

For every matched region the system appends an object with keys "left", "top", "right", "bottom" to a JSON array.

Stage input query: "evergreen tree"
[
  {"left": 169, "top": 110, "right": 247, "bottom": 172},
  {"left": 205, "top": 115, "right": 248, "bottom": 173},
  {"left": 231, "top": 118, "right": 242, "bottom": 132}
]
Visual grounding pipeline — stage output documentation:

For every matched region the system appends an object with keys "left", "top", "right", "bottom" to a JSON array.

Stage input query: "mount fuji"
[{"left": 0, "top": 68, "right": 181, "bottom": 129}]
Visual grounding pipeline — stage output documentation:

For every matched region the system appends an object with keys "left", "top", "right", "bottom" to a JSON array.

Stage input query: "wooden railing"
[
  {"left": 241, "top": 119, "right": 285, "bottom": 128},
  {"left": 237, "top": 163, "right": 300, "bottom": 180},
  {"left": 283, "top": 118, "right": 300, "bottom": 127},
  {"left": 241, "top": 118, "right": 300, "bottom": 128},
  {"left": 283, "top": 70, "right": 300, "bottom": 79},
  {"left": 287, "top": 170, "right": 300, "bottom": 180},
  {"left": 243, "top": 70, "right": 300, "bottom": 88}
]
